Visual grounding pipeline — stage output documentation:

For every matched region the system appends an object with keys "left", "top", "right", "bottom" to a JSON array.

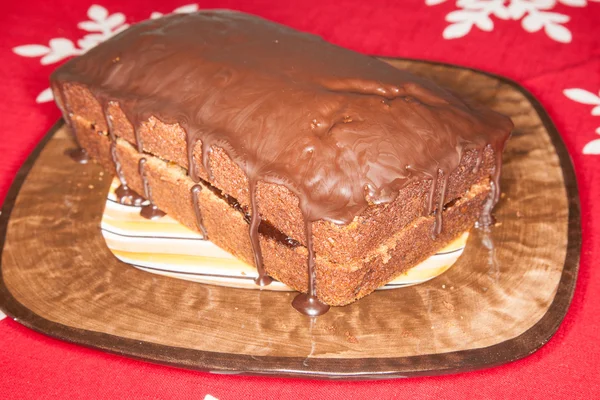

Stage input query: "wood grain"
[{"left": 0, "top": 59, "right": 580, "bottom": 378}]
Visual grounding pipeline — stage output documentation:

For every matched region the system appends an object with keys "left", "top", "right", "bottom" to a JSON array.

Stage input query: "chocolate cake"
[{"left": 50, "top": 10, "right": 513, "bottom": 315}]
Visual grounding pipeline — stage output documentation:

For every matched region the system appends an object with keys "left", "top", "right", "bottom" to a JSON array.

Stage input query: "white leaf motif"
[
  {"left": 592, "top": 106, "right": 600, "bottom": 116},
  {"left": 596, "top": 127, "right": 600, "bottom": 135},
  {"left": 174, "top": 4, "right": 200, "bottom": 13},
  {"left": 446, "top": 10, "right": 478, "bottom": 22},
  {"left": 150, "top": 11, "right": 163, "bottom": 19},
  {"left": 507, "top": 2, "right": 527, "bottom": 19},
  {"left": 49, "top": 38, "right": 76, "bottom": 52},
  {"left": 104, "top": 13, "right": 126, "bottom": 29},
  {"left": 88, "top": 4, "right": 108, "bottom": 22},
  {"left": 428, "top": 0, "right": 592, "bottom": 43},
  {"left": 543, "top": 12, "right": 570, "bottom": 23},
  {"left": 113, "top": 24, "right": 129, "bottom": 35},
  {"left": 583, "top": 139, "right": 600, "bottom": 154},
  {"left": 36, "top": 87, "right": 54, "bottom": 103},
  {"left": 41, "top": 38, "right": 78, "bottom": 64},
  {"left": 78, "top": 21, "right": 103, "bottom": 32},
  {"left": 0, "top": 309, "right": 6, "bottom": 321},
  {"left": 559, "top": 0, "right": 587, "bottom": 6},
  {"left": 564, "top": 89, "right": 600, "bottom": 105},
  {"left": 493, "top": 5, "right": 511, "bottom": 20},
  {"left": 443, "top": 22, "right": 473, "bottom": 39},
  {"left": 545, "top": 22, "right": 572, "bottom": 43},
  {"left": 476, "top": 15, "right": 494, "bottom": 31},
  {"left": 13, "top": 44, "right": 50, "bottom": 57},
  {"left": 532, "top": 0, "right": 556, "bottom": 10},
  {"left": 522, "top": 14, "right": 544, "bottom": 32},
  {"left": 460, "top": 0, "right": 488, "bottom": 10},
  {"left": 78, "top": 35, "right": 103, "bottom": 51}
]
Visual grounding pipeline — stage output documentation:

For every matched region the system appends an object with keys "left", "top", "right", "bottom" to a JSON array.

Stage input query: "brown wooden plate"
[{"left": 0, "top": 59, "right": 580, "bottom": 379}]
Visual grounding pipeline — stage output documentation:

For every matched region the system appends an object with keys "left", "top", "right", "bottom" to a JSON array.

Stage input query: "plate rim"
[{"left": 0, "top": 58, "right": 581, "bottom": 380}]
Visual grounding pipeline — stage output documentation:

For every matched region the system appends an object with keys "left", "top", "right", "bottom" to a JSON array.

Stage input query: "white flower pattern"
[
  {"left": 427, "top": 0, "right": 600, "bottom": 42},
  {"left": 564, "top": 88, "right": 600, "bottom": 154},
  {"left": 12, "top": 4, "right": 199, "bottom": 104},
  {"left": 12, "top": 3, "right": 598, "bottom": 157},
  {"left": 0, "top": 310, "right": 6, "bottom": 321}
]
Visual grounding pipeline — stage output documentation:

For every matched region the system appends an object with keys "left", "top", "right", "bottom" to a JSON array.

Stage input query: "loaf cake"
[{"left": 50, "top": 10, "right": 513, "bottom": 315}]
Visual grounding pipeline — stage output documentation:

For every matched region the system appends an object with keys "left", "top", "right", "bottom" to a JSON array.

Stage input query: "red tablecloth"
[{"left": 1, "top": 1, "right": 599, "bottom": 398}]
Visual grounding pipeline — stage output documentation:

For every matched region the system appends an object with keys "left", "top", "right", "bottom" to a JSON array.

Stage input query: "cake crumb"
[
  {"left": 442, "top": 284, "right": 446, "bottom": 289},
  {"left": 442, "top": 300, "right": 455, "bottom": 312},
  {"left": 400, "top": 330, "right": 413, "bottom": 338},
  {"left": 345, "top": 331, "right": 358, "bottom": 344},
  {"left": 88, "top": 184, "right": 94, "bottom": 189},
  {"left": 325, "top": 325, "right": 336, "bottom": 334}
]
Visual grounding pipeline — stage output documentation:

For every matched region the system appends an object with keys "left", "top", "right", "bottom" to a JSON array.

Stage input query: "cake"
[{"left": 50, "top": 10, "right": 513, "bottom": 315}]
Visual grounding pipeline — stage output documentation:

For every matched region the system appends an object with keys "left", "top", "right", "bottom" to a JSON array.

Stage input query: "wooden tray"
[{"left": 0, "top": 59, "right": 581, "bottom": 379}]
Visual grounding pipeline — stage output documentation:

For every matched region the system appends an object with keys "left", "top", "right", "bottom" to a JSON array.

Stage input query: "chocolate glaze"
[
  {"left": 115, "top": 184, "right": 145, "bottom": 207},
  {"left": 191, "top": 185, "right": 209, "bottom": 240},
  {"left": 65, "top": 148, "right": 89, "bottom": 164},
  {"left": 103, "top": 102, "right": 145, "bottom": 206},
  {"left": 292, "top": 221, "right": 330, "bottom": 315},
  {"left": 51, "top": 11, "right": 513, "bottom": 314},
  {"left": 249, "top": 179, "right": 273, "bottom": 286},
  {"left": 138, "top": 158, "right": 166, "bottom": 220}
]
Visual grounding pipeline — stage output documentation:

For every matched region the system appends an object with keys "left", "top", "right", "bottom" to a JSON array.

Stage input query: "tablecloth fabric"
[{"left": 1, "top": 1, "right": 599, "bottom": 398}]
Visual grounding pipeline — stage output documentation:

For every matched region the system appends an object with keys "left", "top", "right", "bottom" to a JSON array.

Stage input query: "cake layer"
[{"left": 74, "top": 117, "right": 491, "bottom": 305}]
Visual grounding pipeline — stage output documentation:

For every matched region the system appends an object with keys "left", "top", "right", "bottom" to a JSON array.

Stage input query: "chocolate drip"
[
  {"left": 478, "top": 150, "right": 503, "bottom": 227},
  {"left": 473, "top": 148, "right": 484, "bottom": 174},
  {"left": 185, "top": 128, "right": 216, "bottom": 182},
  {"left": 201, "top": 142, "right": 214, "bottom": 181},
  {"left": 133, "top": 126, "right": 144, "bottom": 153},
  {"left": 433, "top": 174, "right": 449, "bottom": 238},
  {"left": 114, "top": 183, "right": 145, "bottom": 207},
  {"left": 65, "top": 148, "right": 90, "bottom": 164},
  {"left": 191, "top": 185, "right": 209, "bottom": 239},
  {"left": 248, "top": 180, "right": 273, "bottom": 286},
  {"left": 427, "top": 172, "right": 438, "bottom": 216},
  {"left": 186, "top": 133, "right": 199, "bottom": 182},
  {"left": 103, "top": 102, "right": 145, "bottom": 206},
  {"left": 54, "top": 82, "right": 89, "bottom": 164},
  {"left": 138, "top": 158, "right": 166, "bottom": 220},
  {"left": 292, "top": 220, "right": 330, "bottom": 316}
]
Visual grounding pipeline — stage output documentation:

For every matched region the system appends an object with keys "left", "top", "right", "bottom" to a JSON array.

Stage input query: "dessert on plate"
[{"left": 50, "top": 10, "right": 513, "bottom": 315}]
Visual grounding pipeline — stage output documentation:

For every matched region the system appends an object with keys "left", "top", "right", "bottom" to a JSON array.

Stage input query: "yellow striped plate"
[{"left": 101, "top": 178, "right": 468, "bottom": 291}]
